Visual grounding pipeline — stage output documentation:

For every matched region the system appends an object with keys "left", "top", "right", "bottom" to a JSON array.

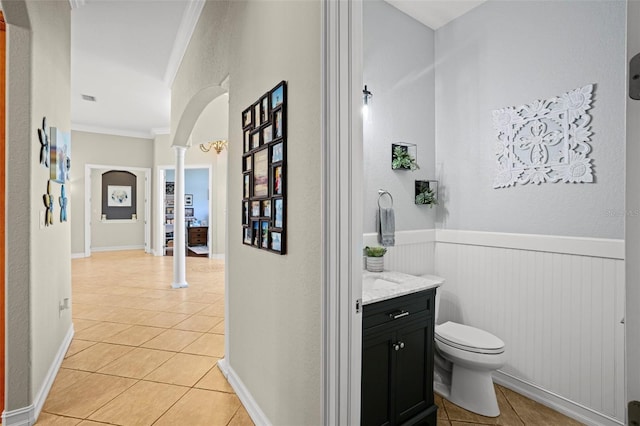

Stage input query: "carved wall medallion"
[{"left": 492, "top": 84, "right": 594, "bottom": 188}]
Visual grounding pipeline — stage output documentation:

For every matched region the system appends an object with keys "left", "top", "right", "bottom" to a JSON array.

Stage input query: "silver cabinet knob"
[
  {"left": 399, "top": 342, "right": 405, "bottom": 349},
  {"left": 393, "top": 343, "right": 400, "bottom": 351}
]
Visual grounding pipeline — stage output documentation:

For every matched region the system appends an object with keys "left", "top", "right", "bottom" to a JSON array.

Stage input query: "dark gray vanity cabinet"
[{"left": 361, "top": 288, "right": 437, "bottom": 426}]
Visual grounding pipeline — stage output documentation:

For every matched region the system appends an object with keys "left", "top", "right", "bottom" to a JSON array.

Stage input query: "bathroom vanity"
[{"left": 361, "top": 272, "right": 442, "bottom": 426}]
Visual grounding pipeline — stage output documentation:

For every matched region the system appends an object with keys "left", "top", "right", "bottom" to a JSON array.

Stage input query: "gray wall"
[
  {"left": 435, "top": 0, "right": 626, "bottom": 239},
  {"left": 363, "top": 0, "right": 436, "bottom": 233},
  {"left": 627, "top": 0, "right": 640, "bottom": 410},
  {"left": 171, "top": 1, "right": 322, "bottom": 423},
  {"left": 3, "top": 0, "right": 72, "bottom": 411},
  {"left": 70, "top": 130, "right": 153, "bottom": 254}
]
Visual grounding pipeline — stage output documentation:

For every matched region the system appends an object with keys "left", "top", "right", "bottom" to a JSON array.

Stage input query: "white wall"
[
  {"left": 90, "top": 168, "right": 146, "bottom": 250},
  {"left": 626, "top": 0, "right": 640, "bottom": 413},
  {"left": 171, "top": 1, "right": 322, "bottom": 423},
  {"left": 70, "top": 130, "right": 153, "bottom": 254},
  {"left": 3, "top": 0, "right": 72, "bottom": 416},
  {"left": 363, "top": 0, "right": 436, "bottom": 233},
  {"left": 435, "top": 0, "right": 626, "bottom": 239}
]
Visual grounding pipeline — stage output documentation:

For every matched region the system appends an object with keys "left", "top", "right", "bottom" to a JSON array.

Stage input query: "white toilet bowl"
[{"left": 434, "top": 321, "right": 506, "bottom": 417}]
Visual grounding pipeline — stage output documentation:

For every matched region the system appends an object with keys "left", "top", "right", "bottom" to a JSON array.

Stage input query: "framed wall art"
[{"left": 241, "top": 81, "right": 287, "bottom": 254}]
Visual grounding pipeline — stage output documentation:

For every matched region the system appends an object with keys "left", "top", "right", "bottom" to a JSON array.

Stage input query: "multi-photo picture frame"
[{"left": 241, "top": 81, "right": 287, "bottom": 254}]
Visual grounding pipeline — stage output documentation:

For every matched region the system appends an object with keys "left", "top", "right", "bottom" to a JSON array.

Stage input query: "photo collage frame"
[{"left": 242, "top": 81, "right": 287, "bottom": 254}]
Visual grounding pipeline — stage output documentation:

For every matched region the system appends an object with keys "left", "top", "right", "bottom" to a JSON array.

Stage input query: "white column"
[{"left": 172, "top": 146, "right": 189, "bottom": 288}]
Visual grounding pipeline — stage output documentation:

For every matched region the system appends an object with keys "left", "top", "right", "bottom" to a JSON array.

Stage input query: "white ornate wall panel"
[
  {"left": 434, "top": 232, "right": 625, "bottom": 425},
  {"left": 493, "top": 85, "right": 595, "bottom": 188}
]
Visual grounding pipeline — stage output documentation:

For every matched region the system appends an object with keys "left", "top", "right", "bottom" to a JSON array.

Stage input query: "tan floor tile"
[
  {"left": 135, "top": 312, "right": 191, "bottom": 328},
  {"left": 72, "top": 304, "right": 117, "bottom": 321},
  {"left": 499, "top": 385, "right": 582, "bottom": 425},
  {"left": 195, "top": 365, "right": 234, "bottom": 393},
  {"left": 73, "top": 322, "right": 131, "bottom": 342},
  {"left": 102, "top": 325, "right": 165, "bottom": 346},
  {"left": 140, "top": 299, "right": 182, "bottom": 311},
  {"left": 48, "top": 368, "right": 92, "bottom": 395},
  {"left": 154, "top": 388, "right": 241, "bottom": 426},
  {"left": 88, "top": 380, "right": 189, "bottom": 426},
  {"left": 141, "top": 329, "right": 203, "bottom": 351},
  {"left": 72, "top": 319, "right": 100, "bottom": 332},
  {"left": 198, "top": 302, "right": 224, "bottom": 317},
  {"left": 181, "top": 333, "right": 224, "bottom": 357},
  {"left": 106, "top": 308, "right": 158, "bottom": 325},
  {"left": 78, "top": 421, "right": 115, "bottom": 425},
  {"left": 443, "top": 385, "right": 523, "bottom": 425},
  {"left": 43, "top": 373, "right": 136, "bottom": 418},
  {"left": 98, "top": 347, "right": 174, "bottom": 379},
  {"left": 164, "top": 301, "right": 210, "bottom": 315},
  {"left": 35, "top": 412, "right": 82, "bottom": 425},
  {"left": 63, "top": 343, "right": 134, "bottom": 372},
  {"left": 435, "top": 393, "right": 448, "bottom": 420},
  {"left": 228, "top": 405, "right": 255, "bottom": 426},
  {"left": 65, "top": 340, "right": 96, "bottom": 358},
  {"left": 144, "top": 353, "right": 218, "bottom": 387},
  {"left": 209, "top": 318, "right": 225, "bottom": 334},
  {"left": 174, "top": 314, "right": 223, "bottom": 333}
]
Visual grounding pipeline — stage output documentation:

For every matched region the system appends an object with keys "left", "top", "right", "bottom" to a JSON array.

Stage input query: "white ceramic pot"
[{"left": 366, "top": 256, "right": 384, "bottom": 272}]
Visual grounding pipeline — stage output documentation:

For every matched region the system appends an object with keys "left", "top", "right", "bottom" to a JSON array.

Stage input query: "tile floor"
[{"left": 36, "top": 251, "right": 582, "bottom": 425}]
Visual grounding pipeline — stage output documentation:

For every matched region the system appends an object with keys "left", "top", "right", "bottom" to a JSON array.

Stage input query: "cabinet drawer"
[{"left": 363, "top": 290, "right": 433, "bottom": 330}]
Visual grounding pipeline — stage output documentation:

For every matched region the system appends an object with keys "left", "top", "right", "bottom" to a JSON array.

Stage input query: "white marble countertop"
[{"left": 362, "top": 271, "right": 444, "bottom": 305}]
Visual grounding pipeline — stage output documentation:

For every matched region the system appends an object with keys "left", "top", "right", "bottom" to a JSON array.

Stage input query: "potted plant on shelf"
[
  {"left": 392, "top": 145, "right": 419, "bottom": 171},
  {"left": 415, "top": 180, "right": 438, "bottom": 207},
  {"left": 365, "top": 246, "right": 387, "bottom": 272}
]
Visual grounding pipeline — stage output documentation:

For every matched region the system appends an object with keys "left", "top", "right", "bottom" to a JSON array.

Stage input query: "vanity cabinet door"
[
  {"left": 395, "top": 317, "right": 434, "bottom": 425},
  {"left": 362, "top": 329, "right": 394, "bottom": 426}
]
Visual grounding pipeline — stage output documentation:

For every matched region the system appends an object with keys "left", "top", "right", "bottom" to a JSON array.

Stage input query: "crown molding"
[
  {"left": 71, "top": 123, "right": 155, "bottom": 140},
  {"left": 151, "top": 127, "right": 171, "bottom": 136},
  {"left": 69, "top": 0, "right": 87, "bottom": 10},
  {"left": 163, "top": 0, "right": 206, "bottom": 87}
]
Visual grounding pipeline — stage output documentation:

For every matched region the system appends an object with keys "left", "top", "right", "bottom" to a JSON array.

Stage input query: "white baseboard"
[
  {"left": 494, "top": 371, "right": 623, "bottom": 426},
  {"left": 91, "top": 245, "right": 145, "bottom": 253},
  {"left": 217, "top": 359, "right": 271, "bottom": 426},
  {"left": 2, "top": 325, "right": 74, "bottom": 426},
  {"left": 71, "top": 253, "right": 86, "bottom": 259}
]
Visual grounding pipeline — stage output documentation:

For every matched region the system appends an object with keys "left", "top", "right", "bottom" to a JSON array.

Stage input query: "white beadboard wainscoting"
[
  {"left": 362, "top": 229, "right": 625, "bottom": 425},
  {"left": 434, "top": 230, "right": 625, "bottom": 426},
  {"left": 363, "top": 230, "right": 435, "bottom": 275}
]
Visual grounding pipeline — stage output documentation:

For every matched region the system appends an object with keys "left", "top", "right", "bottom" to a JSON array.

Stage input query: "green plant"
[
  {"left": 392, "top": 146, "right": 419, "bottom": 171},
  {"left": 365, "top": 246, "right": 387, "bottom": 257},
  {"left": 415, "top": 181, "right": 437, "bottom": 207}
]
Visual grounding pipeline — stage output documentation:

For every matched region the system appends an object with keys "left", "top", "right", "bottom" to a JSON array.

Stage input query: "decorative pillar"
[{"left": 172, "top": 146, "right": 188, "bottom": 288}]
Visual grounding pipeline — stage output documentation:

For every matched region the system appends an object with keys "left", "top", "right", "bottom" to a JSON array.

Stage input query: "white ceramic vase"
[{"left": 366, "top": 256, "right": 384, "bottom": 272}]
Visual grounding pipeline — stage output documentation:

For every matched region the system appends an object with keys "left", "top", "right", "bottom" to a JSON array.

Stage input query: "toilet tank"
[{"left": 420, "top": 274, "right": 444, "bottom": 324}]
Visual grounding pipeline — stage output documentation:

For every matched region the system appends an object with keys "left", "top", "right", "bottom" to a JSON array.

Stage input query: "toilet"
[{"left": 425, "top": 275, "right": 507, "bottom": 417}]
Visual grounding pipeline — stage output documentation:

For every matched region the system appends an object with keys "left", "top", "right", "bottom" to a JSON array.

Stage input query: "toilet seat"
[{"left": 435, "top": 321, "right": 505, "bottom": 355}]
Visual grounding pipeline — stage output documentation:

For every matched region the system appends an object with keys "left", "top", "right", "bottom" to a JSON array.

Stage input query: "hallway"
[{"left": 36, "top": 251, "right": 252, "bottom": 425}]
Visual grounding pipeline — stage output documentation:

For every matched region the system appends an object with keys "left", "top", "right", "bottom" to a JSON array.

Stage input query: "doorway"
[
  {"left": 83, "top": 164, "right": 151, "bottom": 257},
  {"left": 157, "top": 165, "right": 213, "bottom": 258}
]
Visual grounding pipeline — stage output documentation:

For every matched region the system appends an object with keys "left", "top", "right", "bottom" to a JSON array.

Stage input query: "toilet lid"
[{"left": 435, "top": 321, "right": 505, "bottom": 354}]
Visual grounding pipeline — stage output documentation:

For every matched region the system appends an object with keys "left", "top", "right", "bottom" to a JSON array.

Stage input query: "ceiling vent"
[{"left": 81, "top": 94, "right": 97, "bottom": 102}]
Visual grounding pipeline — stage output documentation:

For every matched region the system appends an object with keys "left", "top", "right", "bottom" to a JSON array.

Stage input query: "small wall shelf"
[
  {"left": 391, "top": 142, "right": 418, "bottom": 171},
  {"left": 415, "top": 180, "right": 438, "bottom": 206}
]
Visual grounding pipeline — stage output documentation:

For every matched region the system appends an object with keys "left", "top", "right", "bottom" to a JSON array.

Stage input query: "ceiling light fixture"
[{"left": 199, "top": 140, "right": 228, "bottom": 154}]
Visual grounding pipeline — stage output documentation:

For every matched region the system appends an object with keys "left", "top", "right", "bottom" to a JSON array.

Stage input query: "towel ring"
[{"left": 378, "top": 189, "right": 393, "bottom": 209}]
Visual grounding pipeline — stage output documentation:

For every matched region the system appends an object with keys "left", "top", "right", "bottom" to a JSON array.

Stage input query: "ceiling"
[
  {"left": 70, "top": 0, "right": 483, "bottom": 140},
  {"left": 385, "top": 0, "right": 486, "bottom": 30},
  {"left": 70, "top": 0, "right": 203, "bottom": 139}
]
